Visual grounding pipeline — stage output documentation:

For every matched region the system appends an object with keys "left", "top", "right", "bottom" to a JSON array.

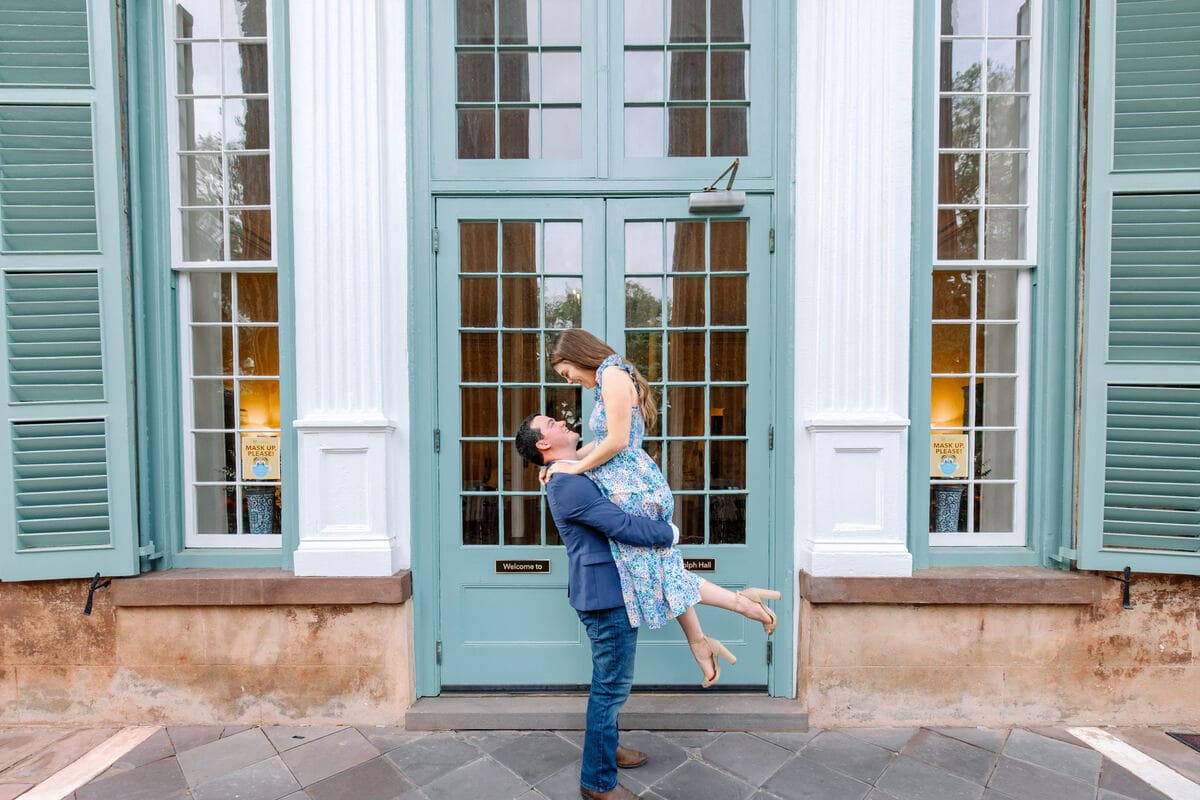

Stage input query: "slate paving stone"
[
  {"left": 533, "top": 763, "right": 586, "bottom": 800},
  {"left": 761, "top": 755, "right": 873, "bottom": 800},
  {"left": 864, "top": 791, "right": 900, "bottom": 800},
  {"left": 556, "top": 731, "right": 585, "bottom": 749},
  {"left": 985, "top": 756, "right": 1095, "bottom": 800},
  {"left": 386, "top": 732, "right": 485, "bottom": 786},
  {"left": 660, "top": 731, "right": 723, "bottom": 749},
  {"left": 422, "top": 756, "right": 533, "bottom": 800},
  {"left": 873, "top": 755, "right": 984, "bottom": 800},
  {"left": 304, "top": 754, "right": 415, "bottom": 800},
  {"left": 799, "top": 731, "right": 896, "bottom": 783},
  {"left": 166, "top": 726, "right": 225, "bottom": 755},
  {"left": 933, "top": 729, "right": 1009, "bottom": 754},
  {"left": 262, "top": 726, "right": 341, "bottom": 753},
  {"left": 751, "top": 731, "right": 821, "bottom": 752},
  {"left": 223, "top": 726, "right": 254, "bottom": 738},
  {"left": 457, "top": 731, "right": 530, "bottom": 754},
  {"left": 614, "top": 731, "right": 688, "bottom": 786},
  {"left": 1002, "top": 729, "right": 1102, "bottom": 785},
  {"left": 76, "top": 755, "right": 190, "bottom": 800},
  {"left": 282, "top": 728, "right": 381, "bottom": 788},
  {"left": 176, "top": 728, "right": 278, "bottom": 788},
  {"left": 900, "top": 729, "right": 997, "bottom": 785},
  {"left": 489, "top": 731, "right": 583, "bottom": 784},
  {"left": 361, "top": 728, "right": 430, "bottom": 753},
  {"left": 113, "top": 729, "right": 176, "bottom": 769},
  {"left": 846, "top": 729, "right": 919, "bottom": 753},
  {"left": 191, "top": 755, "right": 301, "bottom": 800},
  {"left": 280, "top": 793, "right": 313, "bottom": 800},
  {"left": 701, "top": 732, "right": 794, "bottom": 785},
  {"left": 0, "top": 784, "right": 31, "bottom": 800},
  {"left": 651, "top": 759, "right": 757, "bottom": 800},
  {"left": 1098, "top": 758, "right": 1172, "bottom": 800},
  {"left": 3, "top": 728, "right": 116, "bottom": 783}
]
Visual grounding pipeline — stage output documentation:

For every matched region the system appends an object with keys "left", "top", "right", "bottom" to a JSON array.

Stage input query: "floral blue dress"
[{"left": 585, "top": 354, "right": 702, "bottom": 629}]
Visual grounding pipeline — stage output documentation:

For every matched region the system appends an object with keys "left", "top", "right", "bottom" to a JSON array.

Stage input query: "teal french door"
[{"left": 435, "top": 195, "right": 774, "bottom": 688}]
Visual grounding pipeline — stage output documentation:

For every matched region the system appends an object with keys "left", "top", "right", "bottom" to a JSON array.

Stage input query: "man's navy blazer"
[{"left": 545, "top": 473, "right": 674, "bottom": 612}]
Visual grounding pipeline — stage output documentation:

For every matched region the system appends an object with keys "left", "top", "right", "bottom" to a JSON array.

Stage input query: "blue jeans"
[{"left": 577, "top": 606, "right": 638, "bottom": 793}]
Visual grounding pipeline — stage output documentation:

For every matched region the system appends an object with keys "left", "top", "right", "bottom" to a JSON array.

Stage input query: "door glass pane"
[
  {"left": 624, "top": 216, "right": 752, "bottom": 544},
  {"left": 458, "top": 215, "right": 589, "bottom": 547}
]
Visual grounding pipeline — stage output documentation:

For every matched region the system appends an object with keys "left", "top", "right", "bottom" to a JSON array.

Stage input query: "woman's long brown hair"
[{"left": 549, "top": 329, "right": 658, "bottom": 430}]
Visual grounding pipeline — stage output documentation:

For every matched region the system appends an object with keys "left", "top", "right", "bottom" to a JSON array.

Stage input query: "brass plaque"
[
  {"left": 496, "top": 559, "right": 550, "bottom": 574},
  {"left": 683, "top": 558, "right": 716, "bottom": 572}
]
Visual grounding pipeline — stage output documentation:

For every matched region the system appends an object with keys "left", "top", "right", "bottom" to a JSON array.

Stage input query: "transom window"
[
  {"left": 455, "top": 0, "right": 584, "bottom": 160},
  {"left": 623, "top": 0, "right": 749, "bottom": 158},
  {"left": 431, "top": 0, "right": 774, "bottom": 179}
]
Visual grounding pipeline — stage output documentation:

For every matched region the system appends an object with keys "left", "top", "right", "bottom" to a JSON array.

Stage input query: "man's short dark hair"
[{"left": 515, "top": 413, "right": 546, "bottom": 466}]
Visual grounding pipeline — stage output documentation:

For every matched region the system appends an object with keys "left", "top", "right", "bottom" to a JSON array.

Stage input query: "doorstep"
[{"left": 405, "top": 694, "right": 808, "bottom": 732}]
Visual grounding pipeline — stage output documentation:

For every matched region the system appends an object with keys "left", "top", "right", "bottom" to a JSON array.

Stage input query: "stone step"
[{"left": 405, "top": 694, "right": 808, "bottom": 732}]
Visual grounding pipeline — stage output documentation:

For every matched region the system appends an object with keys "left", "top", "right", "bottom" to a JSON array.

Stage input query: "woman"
[{"left": 543, "top": 328, "right": 779, "bottom": 687}]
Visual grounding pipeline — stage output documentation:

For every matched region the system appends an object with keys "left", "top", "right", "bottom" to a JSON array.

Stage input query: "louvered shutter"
[
  {"left": 1078, "top": 0, "right": 1200, "bottom": 573},
  {"left": 0, "top": 0, "right": 139, "bottom": 579}
]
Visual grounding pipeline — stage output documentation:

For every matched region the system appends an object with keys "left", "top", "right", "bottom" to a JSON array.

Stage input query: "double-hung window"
[
  {"left": 926, "top": 0, "right": 1040, "bottom": 547},
  {"left": 165, "top": 0, "right": 283, "bottom": 546}
]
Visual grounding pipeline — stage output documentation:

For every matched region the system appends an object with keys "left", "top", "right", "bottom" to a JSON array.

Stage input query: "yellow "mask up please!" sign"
[
  {"left": 930, "top": 434, "right": 968, "bottom": 479},
  {"left": 241, "top": 435, "right": 281, "bottom": 481}
]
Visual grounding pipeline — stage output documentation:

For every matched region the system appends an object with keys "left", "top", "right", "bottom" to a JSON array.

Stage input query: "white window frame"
[
  {"left": 929, "top": 0, "right": 1041, "bottom": 547},
  {"left": 163, "top": 0, "right": 283, "bottom": 547}
]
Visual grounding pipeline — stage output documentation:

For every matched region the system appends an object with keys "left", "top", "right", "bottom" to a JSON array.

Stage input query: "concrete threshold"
[{"left": 405, "top": 694, "right": 808, "bottom": 732}]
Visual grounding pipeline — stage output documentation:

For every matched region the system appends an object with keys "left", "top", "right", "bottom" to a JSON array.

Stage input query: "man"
[{"left": 515, "top": 413, "right": 673, "bottom": 800}]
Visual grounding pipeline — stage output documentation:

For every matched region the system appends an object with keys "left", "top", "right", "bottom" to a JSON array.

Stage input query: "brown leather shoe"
[
  {"left": 616, "top": 745, "right": 648, "bottom": 769},
  {"left": 580, "top": 783, "right": 641, "bottom": 800}
]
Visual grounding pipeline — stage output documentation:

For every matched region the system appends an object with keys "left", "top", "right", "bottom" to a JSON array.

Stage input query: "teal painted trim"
[
  {"left": 907, "top": 0, "right": 936, "bottom": 570},
  {"left": 1025, "top": 0, "right": 1080, "bottom": 570},
  {"left": 273, "top": 0, "right": 300, "bottom": 568},
  {"left": 907, "top": 0, "right": 1081, "bottom": 569},
  {"left": 409, "top": 0, "right": 442, "bottom": 699},
  {"left": 126, "top": 0, "right": 182, "bottom": 571},
  {"left": 766, "top": 0, "right": 794, "bottom": 699},
  {"left": 125, "top": 0, "right": 296, "bottom": 570},
  {"left": 929, "top": 547, "right": 1041, "bottom": 567}
]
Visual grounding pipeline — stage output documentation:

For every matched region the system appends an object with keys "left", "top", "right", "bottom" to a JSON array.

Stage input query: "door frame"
[{"left": 406, "top": 0, "right": 798, "bottom": 699}]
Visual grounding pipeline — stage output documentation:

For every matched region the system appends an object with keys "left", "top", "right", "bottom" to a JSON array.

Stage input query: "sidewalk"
[{"left": 2, "top": 723, "right": 1196, "bottom": 800}]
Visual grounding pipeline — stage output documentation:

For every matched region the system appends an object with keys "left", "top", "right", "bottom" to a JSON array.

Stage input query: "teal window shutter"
[
  {"left": 0, "top": 0, "right": 139, "bottom": 580},
  {"left": 1078, "top": 0, "right": 1200, "bottom": 573}
]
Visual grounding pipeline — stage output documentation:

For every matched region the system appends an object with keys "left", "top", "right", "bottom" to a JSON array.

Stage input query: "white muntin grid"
[
  {"left": 163, "top": 0, "right": 283, "bottom": 547},
  {"left": 929, "top": 0, "right": 1040, "bottom": 546}
]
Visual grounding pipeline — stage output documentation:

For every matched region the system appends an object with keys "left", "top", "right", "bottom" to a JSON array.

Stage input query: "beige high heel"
[
  {"left": 688, "top": 636, "right": 737, "bottom": 689},
  {"left": 737, "top": 588, "right": 781, "bottom": 635}
]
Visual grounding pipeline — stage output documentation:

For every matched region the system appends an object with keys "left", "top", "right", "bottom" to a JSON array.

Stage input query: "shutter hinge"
[
  {"left": 138, "top": 541, "right": 164, "bottom": 561},
  {"left": 767, "top": 424, "right": 774, "bottom": 450},
  {"left": 1050, "top": 546, "right": 1078, "bottom": 564},
  {"left": 432, "top": 227, "right": 440, "bottom": 253},
  {"left": 436, "top": 640, "right": 443, "bottom": 665},
  {"left": 768, "top": 227, "right": 775, "bottom": 254},
  {"left": 434, "top": 429, "right": 442, "bottom": 453},
  {"left": 766, "top": 640, "right": 773, "bottom": 665}
]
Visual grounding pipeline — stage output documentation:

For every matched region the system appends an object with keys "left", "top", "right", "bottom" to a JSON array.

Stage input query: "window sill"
[
  {"left": 799, "top": 567, "right": 1103, "bottom": 605},
  {"left": 111, "top": 568, "right": 412, "bottom": 607}
]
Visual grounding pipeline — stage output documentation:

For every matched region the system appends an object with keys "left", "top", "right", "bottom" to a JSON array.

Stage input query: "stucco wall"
[
  {"left": 800, "top": 574, "right": 1200, "bottom": 727},
  {"left": 0, "top": 580, "right": 414, "bottom": 725}
]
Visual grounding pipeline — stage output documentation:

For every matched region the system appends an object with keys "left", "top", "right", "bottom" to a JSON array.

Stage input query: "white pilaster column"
[
  {"left": 288, "top": 0, "right": 402, "bottom": 576},
  {"left": 792, "top": 0, "right": 915, "bottom": 576}
]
